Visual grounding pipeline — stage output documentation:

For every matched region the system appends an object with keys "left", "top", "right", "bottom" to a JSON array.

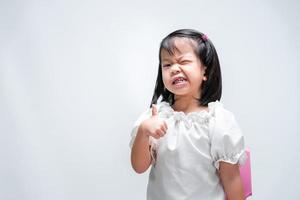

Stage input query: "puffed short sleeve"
[{"left": 210, "top": 105, "right": 247, "bottom": 170}]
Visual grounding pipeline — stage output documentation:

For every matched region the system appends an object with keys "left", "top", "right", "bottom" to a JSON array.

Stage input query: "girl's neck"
[{"left": 172, "top": 95, "right": 208, "bottom": 114}]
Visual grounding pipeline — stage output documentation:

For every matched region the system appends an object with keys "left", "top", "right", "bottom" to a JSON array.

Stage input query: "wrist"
[{"left": 138, "top": 123, "right": 150, "bottom": 139}]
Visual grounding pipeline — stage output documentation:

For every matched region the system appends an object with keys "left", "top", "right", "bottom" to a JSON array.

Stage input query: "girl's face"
[{"left": 161, "top": 38, "right": 206, "bottom": 99}]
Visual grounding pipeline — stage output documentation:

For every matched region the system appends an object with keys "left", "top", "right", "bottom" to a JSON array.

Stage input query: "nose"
[{"left": 170, "top": 64, "right": 181, "bottom": 75}]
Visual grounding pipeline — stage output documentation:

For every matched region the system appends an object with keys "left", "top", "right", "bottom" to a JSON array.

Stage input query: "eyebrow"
[
  {"left": 162, "top": 54, "right": 193, "bottom": 62},
  {"left": 178, "top": 54, "right": 193, "bottom": 59}
]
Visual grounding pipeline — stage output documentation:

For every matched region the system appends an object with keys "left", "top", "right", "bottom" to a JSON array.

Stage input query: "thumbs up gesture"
[{"left": 140, "top": 104, "right": 168, "bottom": 139}]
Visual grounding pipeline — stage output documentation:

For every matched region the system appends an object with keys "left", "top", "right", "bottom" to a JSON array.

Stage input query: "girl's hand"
[{"left": 140, "top": 104, "right": 168, "bottom": 139}]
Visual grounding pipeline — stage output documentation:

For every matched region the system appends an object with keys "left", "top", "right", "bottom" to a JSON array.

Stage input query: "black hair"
[{"left": 150, "top": 29, "right": 222, "bottom": 107}]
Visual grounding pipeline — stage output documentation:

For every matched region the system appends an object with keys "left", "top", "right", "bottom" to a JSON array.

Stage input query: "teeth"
[{"left": 173, "top": 77, "right": 186, "bottom": 84}]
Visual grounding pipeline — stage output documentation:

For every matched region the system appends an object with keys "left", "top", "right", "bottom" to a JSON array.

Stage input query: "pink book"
[{"left": 240, "top": 149, "right": 252, "bottom": 198}]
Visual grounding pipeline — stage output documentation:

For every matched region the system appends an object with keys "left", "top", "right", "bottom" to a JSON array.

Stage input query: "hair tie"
[{"left": 201, "top": 34, "right": 208, "bottom": 41}]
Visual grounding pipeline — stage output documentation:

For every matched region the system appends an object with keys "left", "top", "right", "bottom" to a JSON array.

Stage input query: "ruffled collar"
[{"left": 156, "top": 100, "right": 222, "bottom": 128}]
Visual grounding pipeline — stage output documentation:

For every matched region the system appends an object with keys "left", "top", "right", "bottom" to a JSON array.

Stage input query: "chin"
[{"left": 171, "top": 91, "right": 191, "bottom": 97}]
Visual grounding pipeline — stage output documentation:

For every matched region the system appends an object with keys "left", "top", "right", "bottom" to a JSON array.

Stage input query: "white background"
[{"left": 0, "top": 0, "right": 299, "bottom": 199}]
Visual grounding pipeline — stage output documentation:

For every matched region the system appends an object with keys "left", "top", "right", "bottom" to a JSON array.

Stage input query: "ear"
[{"left": 202, "top": 66, "right": 208, "bottom": 81}]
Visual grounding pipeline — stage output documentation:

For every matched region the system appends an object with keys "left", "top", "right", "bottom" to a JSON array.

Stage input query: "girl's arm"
[
  {"left": 219, "top": 161, "right": 244, "bottom": 200},
  {"left": 131, "top": 105, "right": 167, "bottom": 174},
  {"left": 130, "top": 124, "right": 152, "bottom": 174}
]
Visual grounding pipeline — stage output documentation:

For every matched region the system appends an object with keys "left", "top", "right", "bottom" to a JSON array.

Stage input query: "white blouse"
[{"left": 130, "top": 101, "right": 246, "bottom": 200}]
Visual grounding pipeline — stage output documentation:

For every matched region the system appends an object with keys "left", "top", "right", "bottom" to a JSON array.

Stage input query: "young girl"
[{"left": 130, "top": 29, "right": 246, "bottom": 200}]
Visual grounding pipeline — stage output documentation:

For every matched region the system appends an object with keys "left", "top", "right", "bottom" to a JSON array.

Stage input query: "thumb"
[{"left": 151, "top": 104, "right": 158, "bottom": 116}]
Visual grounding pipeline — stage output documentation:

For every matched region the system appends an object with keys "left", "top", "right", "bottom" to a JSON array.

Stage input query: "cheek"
[
  {"left": 161, "top": 71, "right": 169, "bottom": 85},
  {"left": 161, "top": 72, "right": 174, "bottom": 92}
]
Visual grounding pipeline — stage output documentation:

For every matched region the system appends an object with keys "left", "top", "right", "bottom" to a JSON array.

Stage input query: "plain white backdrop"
[{"left": 0, "top": 0, "right": 299, "bottom": 199}]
